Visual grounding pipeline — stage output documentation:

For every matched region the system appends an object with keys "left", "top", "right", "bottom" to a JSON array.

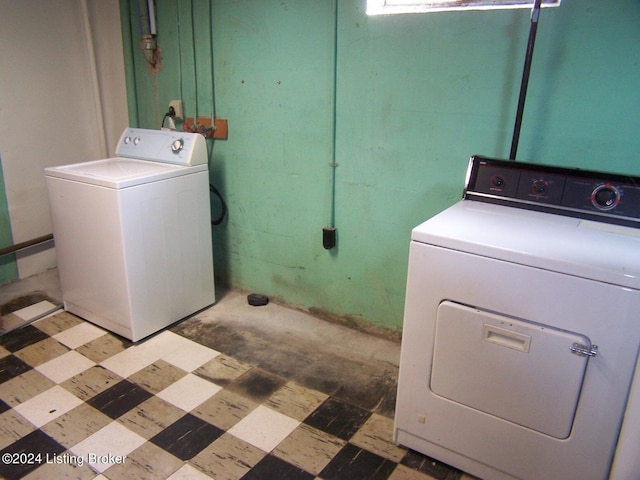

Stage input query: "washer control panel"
[
  {"left": 464, "top": 155, "right": 640, "bottom": 227},
  {"left": 115, "top": 128, "right": 207, "bottom": 166}
]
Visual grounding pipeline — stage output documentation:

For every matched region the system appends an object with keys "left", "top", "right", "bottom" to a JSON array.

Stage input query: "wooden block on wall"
[{"left": 213, "top": 118, "right": 228, "bottom": 140}]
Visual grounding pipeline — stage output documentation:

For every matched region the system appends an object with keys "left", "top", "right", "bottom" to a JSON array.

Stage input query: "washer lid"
[
  {"left": 44, "top": 157, "right": 207, "bottom": 189},
  {"left": 412, "top": 200, "right": 640, "bottom": 289}
]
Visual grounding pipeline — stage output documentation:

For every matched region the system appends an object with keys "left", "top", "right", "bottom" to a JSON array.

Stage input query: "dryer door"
[{"left": 431, "top": 301, "right": 591, "bottom": 439}]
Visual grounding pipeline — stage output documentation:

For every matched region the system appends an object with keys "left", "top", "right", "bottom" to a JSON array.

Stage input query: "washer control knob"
[
  {"left": 591, "top": 184, "right": 620, "bottom": 211},
  {"left": 133, "top": 136, "right": 141, "bottom": 145},
  {"left": 171, "top": 138, "right": 184, "bottom": 153},
  {"left": 124, "top": 136, "right": 131, "bottom": 144}
]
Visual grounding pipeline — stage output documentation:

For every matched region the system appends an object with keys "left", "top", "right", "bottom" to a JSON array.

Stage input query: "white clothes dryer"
[
  {"left": 394, "top": 156, "right": 640, "bottom": 480},
  {"left": 45, "top": 128, "right": 215, "bottom": 342}
]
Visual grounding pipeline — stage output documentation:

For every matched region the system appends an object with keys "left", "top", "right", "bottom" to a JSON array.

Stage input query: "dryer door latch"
[{"left": 570, "top": 343, "right": 599, "bottom": 358}]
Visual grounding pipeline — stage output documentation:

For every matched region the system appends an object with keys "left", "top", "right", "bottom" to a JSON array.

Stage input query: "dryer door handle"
[{"left": 570, "top": 343, "right": 599, "bottom": 358}]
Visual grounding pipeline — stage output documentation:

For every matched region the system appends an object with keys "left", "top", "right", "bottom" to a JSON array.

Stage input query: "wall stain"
[{"left": 306, "top": 306, "right": 401, "bottom": 342}]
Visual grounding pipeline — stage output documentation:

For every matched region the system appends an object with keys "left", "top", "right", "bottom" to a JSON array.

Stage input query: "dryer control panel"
[{"left": 464, "top": 155, "right": 640, "bottom": 227}]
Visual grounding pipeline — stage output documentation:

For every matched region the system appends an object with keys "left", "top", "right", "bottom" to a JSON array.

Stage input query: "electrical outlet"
[
  {"left": 169, "top": 100, "right": 183, "bottom": 120},
  {"left": 323, "top": 227, "right": 336, "bottom": 249}
]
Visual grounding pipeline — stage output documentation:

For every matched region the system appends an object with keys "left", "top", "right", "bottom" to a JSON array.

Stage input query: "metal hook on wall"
[{"left": 138, "top": 0, "right": 158, "bottom": 67}]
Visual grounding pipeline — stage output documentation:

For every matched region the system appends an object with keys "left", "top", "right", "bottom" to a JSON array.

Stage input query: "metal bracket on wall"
[{"left": 183, "top": 117, "right": 228, "bottom": 139}]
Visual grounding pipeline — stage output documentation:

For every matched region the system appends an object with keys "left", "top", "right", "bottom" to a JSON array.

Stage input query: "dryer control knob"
[
  {"left": 531, "top": 179, "right": 549, "bottom": 195},
  {"left": 490, "top": 175, "right": 506, "bottom": 189},
  {"left": 591, "top": 184, "right": 620, "bottom": 211}
]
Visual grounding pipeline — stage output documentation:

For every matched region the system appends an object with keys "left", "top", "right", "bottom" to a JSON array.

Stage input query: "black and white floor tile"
[{"left": 0, "top": 301, "right": 474, "bottom": 480}]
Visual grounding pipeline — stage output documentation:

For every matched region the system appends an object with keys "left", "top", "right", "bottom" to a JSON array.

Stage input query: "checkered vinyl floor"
[{"left": 0, "top": 304, "right": 470, "bottom": 480}]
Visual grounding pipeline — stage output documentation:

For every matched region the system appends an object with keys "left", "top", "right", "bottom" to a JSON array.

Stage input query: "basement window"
[{"left": 366, "top": 0, "right": 560, "bottom": 15}]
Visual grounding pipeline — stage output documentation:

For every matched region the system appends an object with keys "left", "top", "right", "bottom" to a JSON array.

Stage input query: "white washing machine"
[
  {"left": 45, "top": 128, "right": 215, "bottom": 342},
  {"left": 394, "top": 156, "right": 640, "bottom": 480}
]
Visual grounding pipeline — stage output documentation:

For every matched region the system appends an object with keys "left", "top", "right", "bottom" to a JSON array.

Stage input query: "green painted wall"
[
  {"left": 121, "top": 0, "right": 640, "bottom": 334},
  {"left": 0, "top": 155, "right": 18, "bottom": 284}
]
